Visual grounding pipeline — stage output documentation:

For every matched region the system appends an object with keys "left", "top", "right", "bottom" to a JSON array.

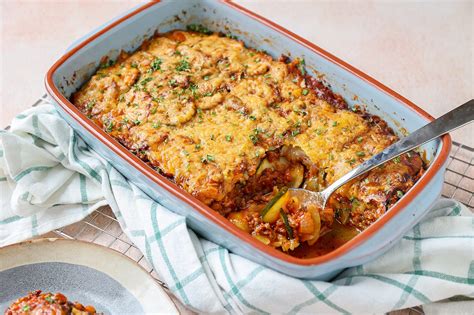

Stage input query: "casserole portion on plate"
[
  {"left": 4, "top": 290, "right": 97, "bottom": 315},
  {"left": 71, "top": 29, "right": 425, "bottom": 256}
]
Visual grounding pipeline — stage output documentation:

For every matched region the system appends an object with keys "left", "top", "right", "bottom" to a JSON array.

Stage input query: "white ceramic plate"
[{"left": 0, "top": 238, "right": 178, "bottom": 314}]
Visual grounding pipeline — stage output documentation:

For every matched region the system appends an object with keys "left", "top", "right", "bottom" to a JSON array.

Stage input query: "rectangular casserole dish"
[{"left": 45, "top": 0, "right": 451, "bottom": 280}]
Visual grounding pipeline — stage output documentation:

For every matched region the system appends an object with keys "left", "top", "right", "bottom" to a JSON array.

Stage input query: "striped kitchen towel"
[{"left": 1, "top": 104, "right": 473, "bottom": 314}]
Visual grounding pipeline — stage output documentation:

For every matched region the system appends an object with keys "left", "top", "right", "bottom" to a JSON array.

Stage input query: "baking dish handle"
[{"left": 64, "top": 3, "right": 144, "bottom": 54}]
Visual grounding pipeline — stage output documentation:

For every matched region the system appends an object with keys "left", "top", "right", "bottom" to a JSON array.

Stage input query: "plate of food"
[{"left": 0, "top": 238, "right": 178, "bottom": 314}]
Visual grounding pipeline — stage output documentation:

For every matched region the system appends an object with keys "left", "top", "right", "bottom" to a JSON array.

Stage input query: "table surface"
[{"left": 1, "top": 0, "right": 472, "bottom": 145}]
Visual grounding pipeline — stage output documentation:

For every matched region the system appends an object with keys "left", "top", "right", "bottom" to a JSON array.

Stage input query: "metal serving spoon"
[{"left": 289, "top": 99, "right": 474, "bottom": 209}]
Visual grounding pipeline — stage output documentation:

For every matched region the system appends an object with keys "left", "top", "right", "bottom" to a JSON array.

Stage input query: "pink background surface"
[{"left": 1, "top": 0, "right": 472, "bottom": 145}]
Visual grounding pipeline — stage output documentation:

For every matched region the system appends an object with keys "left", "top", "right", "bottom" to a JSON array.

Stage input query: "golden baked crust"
[{"left": 72, "top": 29, "right": 424, "bottom": 254}]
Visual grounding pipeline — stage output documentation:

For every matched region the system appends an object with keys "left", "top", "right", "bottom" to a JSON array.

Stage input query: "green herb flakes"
[
  {"left": 297, "top": 58, "right": 306, "bottom": 76},
  {"left": 176, "top": 60, "right": 190, "bottom": 72},
  {"left": 150, "top": 57, "right": 162, "bottom": 71},
  {"left": 186, "top": 24, "right": 212, "bottom": 35},
  {"left": 249, "top": 134, "right": 258, "bottom": 145}
]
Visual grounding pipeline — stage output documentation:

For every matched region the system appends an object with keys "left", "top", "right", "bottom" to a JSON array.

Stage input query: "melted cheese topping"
[{"left": 72, "top": 30, "right": 416, "bottom": 219}]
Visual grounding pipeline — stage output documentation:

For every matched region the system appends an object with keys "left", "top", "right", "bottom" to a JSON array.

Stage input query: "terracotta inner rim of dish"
[{"left": 44, "top": 0, "right": 451, "bottom": 267}]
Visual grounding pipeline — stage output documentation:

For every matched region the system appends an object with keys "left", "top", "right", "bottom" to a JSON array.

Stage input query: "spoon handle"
[{"left": 323, "top": 99, "right": 474, "bottom": 197}]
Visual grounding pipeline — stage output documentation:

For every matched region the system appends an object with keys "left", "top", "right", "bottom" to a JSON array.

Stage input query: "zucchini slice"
[
  {"left": 280, "top": 209, "right": 293, "bottom": 239},
  {"left": 261, "top": 187, "right": 289, "bottom": 223}
]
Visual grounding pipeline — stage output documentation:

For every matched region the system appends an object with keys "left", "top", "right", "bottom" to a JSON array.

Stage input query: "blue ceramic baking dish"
[{"left": 45, "top": 0, "right": 451, "bottom": 280}]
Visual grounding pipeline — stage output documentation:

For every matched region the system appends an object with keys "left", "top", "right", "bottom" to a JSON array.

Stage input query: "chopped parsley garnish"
[
  {"left": 133, "top": 119, "right": 141, "bottom": 125},
  {"left": 332, "top": 121, "right": 338, "bottom": 127},
  {"left": 196, "top": 108, "right": 203, "bottom": 123},
  {"left": 106, "top": 121, "right": 114, "bottom": 132},
  {"left": 291, "top": 129, "right": 300, "bottom": 137},
  {"left": 150, "top": 107, "right": 157, "bottom": 115},
  {"left": 203, "top": 92, "right": 213, "bottom": 97},
  {"left": 152, "top": 121, "right": 161, "bottom": 129},
  {"left": 249, "top": 115, "right": 257, "bottom": 121},
  {"left": 394, "top": 156, "right": 401, "bottom": 163},
  {"left": 182, "top": 150, "right": 189, "bottom": 156},
  {"left": 226, "top": 33, "right": 238, "bottom": 40},
  {"left": 122, "top": 117, "right": 129, "bottom": 124},
  {"left": 397, "top": 190, "right": 404, "bottom": 198},
  {"left": 203, "top": 75, "right": 210, "bottom": 81},
  {"left": 140, "top": 77, "right": 153, "bottom": 85},
  {"left": 22, "top": 305, "right": 30, "bottom": 311},
  {"left": 186, "top": 24, "right": 212, "bottom": 35},
  {"left": 130, "top": 62, "right": 138, "bottom": 68},
  {"left": 168, "top": 79, "right": 177, "bottom": 87},
  {"left": 356, "top": 151, "right": 365, "bottom": 157},
  {"left": 346, "top": 158, "right": 356, "bottom": 165},
  {"left": 302, "top": 89, "right": 309, "bottom": 96},
  {"left": 225, "top": 135, "right": 232, "bottom": 142},
  {"left": 297, "top": 58, "right": 306, "bottom": 76},
  {"left": 201, "top": 154, "right": 215, "bottom": 163},
  {"left": 86, "top": 101, "right": 95, "bottom": 110},
  {"left": 210, "top": 134, "right": 215, "bottom": 140},
  {"left": 150, "top": 57, "right": 162, "bottom": 71},
  {"left": 315, "top": 128, "right": 324, "bottom": 135},
  {"left": 45, "top": 295, "right": 54, "bottom": 303},
  {"left": 357, "top": 136, "right": 363, "bottom": 143},
  {"left": 249, "top": 134, "right": 258, "bottom": 145},
  {"left": 195, "top": 143, "right": 201, "bottom": 150},
  {"left": 189, "top": 83, "right": 199, "bottom": 97},
  {"left": 99, "top": 59, "right": 115, "bottom": 69},
  {"left": 176, "top": 60, "right": 190, "bottom": 72}
]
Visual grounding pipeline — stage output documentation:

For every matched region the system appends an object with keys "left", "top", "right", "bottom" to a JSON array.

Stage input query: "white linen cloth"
[{"left": 1, "top": 104, "right": 473, "bottom": 314}]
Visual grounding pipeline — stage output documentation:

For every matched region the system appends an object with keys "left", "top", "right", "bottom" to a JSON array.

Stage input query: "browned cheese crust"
[{"left": 72, "top": 29, "right": 424, "bottom": 253}]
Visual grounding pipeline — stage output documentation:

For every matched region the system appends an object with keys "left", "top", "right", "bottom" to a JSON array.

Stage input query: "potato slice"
[
  {"left": 228, "top": 211, "right": 250, "bottom": 233},
  {"left": 261, "top": 188, "right": 289, "bottom": 223},
  {"left": 306, "top": 204, "right": 322, "bottom": 245},
  {"left": 289, "top": 164, "right": 304, "bottom": 188}
]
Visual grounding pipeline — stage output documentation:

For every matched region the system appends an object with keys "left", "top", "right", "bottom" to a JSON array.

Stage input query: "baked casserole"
[{"left": 72, "top": 27, "right": 424, "bottom": 256}]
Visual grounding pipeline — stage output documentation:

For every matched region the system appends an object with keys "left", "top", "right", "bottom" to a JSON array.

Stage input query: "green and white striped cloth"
[{"left": 1, "top": 104, "right": 473, "bottom": 314}]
